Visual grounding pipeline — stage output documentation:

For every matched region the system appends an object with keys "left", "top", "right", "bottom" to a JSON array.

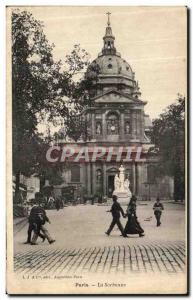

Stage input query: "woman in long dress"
[{"left": 124, "top": 195, "right": 144, "bottom": 237}]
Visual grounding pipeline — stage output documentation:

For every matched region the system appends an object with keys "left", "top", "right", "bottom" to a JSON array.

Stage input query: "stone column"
[
  {"left": 136, "top": 110, "right": 139, "bottom": 138},
  {"left": 136, "top": 109, "right": 142, "bottom": 139},
  {"left": 102, "top": 113, "right": 107, "bottom": 140},
  {"left": 91, "top": 113, "right": 95, "bottom": 139},
  {"left": 120, "top": 112, "right": 124, "bottom": 140},
  {"left": 132, "top": 162, "right": 136, "bottom": 195},
  {"left": 131, "top": 109, "right": 137, "bottom": 139},
  {"left": 92, "top": 163, "right": 96, "bottom": 195},
  {"left": 136, "top": 163, "right": 147, "bottom": 199},
  {"left": 136, "top": 163, "right": 141, "bottom": 197},
  {"left": 81, "top": 164, "right": 86, "bottom": 191},
  {"left": 86, "top": 163, "right": 91, "bottom": 195},
  {"left": 102, "top": 163, "right": 107, "bottom": 196},
  {"left": 141, "top": 110, "right": 145, "bottom": 140}
]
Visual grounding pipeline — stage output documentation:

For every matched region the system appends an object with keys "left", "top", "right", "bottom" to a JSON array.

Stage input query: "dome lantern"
[{"left": 102, "top": 12, "right": 116, "bottom": 55}]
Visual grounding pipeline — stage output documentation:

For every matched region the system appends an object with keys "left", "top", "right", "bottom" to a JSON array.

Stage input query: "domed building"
[
  {"left": 54, "top": 14, "right": 174, "bottom": 201},
  {"left": 85, "top": 23, "right": 139, "bottom": 98}
]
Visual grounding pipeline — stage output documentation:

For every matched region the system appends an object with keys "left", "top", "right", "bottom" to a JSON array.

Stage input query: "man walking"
[
  {"left": 105, "top": 195, "right": 127, "bottom": 237},
  {"left": 153, "top": 197, "right": 164, "bottom": 226},
  {"left": 29, "top": 193, "right": 55, "bottom": 245},
  {"left": 24, "top": 202, "right": 45, "bottom": 244}
]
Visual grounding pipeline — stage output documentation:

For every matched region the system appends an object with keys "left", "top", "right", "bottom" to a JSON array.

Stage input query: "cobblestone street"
[
  {"left": 14, "top": 202, "right": 186, "bottom": 276},
  {"left": 14, "top": 241, "right": 185, "bottom": 276}
]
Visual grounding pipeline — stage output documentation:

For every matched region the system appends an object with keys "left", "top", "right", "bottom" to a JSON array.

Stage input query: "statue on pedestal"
[{"left": 113, "top": 165, "right": 132, "bottom": 204}]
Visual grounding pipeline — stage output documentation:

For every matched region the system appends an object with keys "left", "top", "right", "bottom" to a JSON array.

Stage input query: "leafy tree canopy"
[{"left": 150, "top": 94, "right": 185, "bottom": 200}]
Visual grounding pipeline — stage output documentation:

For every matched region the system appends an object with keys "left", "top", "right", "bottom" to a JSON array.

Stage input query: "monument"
[{"left": 113, "top": 165, "right": 132, "bottom": 205}]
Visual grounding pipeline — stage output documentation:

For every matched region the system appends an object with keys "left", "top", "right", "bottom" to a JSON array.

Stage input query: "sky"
[{"left": 14, "top": 6, "right": 187, "bottom": 119}]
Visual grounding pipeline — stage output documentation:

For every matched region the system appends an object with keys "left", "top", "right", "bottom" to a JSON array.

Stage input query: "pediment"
[{"left": 94, "top": 90, "right": 136, "bottom": 103}]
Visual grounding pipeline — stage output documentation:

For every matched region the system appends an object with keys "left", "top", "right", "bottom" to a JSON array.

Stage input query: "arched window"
[
  {"left": 107, "top": 112, "right": 119, "bottom": 135},
  {"left": 71, "top": 165, "right": 80, "bottom": 182},
  {"left": 108, "top": 64, "right": 112, "bottom": 69}
]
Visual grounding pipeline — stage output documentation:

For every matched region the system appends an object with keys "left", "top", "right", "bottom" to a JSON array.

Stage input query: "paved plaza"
[{"left": 14, "top": 202, "right": 186, "bottom": 276}]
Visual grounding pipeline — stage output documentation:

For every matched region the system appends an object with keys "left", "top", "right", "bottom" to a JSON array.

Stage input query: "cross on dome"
[
  {"left": 103, "top": 12, "right": 116, "bottom": 55},
  {"left": 106, "top": 12, "right": 111, "bottom": 26}
]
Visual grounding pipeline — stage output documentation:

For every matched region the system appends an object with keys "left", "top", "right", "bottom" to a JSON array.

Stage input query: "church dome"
[
  {"left": 87, "top": 54, "right": 134, "bottom": 79},
  {"left": 85, "top": 13, "right": 134, "bottom": 81},
  {"left": 85, "top": 13, "right": 140, "bottom": 96}
]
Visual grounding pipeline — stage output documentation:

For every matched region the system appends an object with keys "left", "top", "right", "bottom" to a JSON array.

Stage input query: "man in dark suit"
[
  {"left": 105, "top": 195, "right": 127, "bottom": 237},
  {"left": 24, "top": 202, "right": 46, "bottom": 244},
  {"left": 24, "top": 193, "right": 46, "bottom": 244},
  {"left": 25, "top": 192, "right": 55, "bottom": 245},
  {"left": 30, "top": 198, "right": 56, "bottom": 245}
]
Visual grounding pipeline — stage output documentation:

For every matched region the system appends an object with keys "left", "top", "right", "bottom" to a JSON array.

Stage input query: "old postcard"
[{"left": 7, "top": 6, "right": 187, "bottom": 294}]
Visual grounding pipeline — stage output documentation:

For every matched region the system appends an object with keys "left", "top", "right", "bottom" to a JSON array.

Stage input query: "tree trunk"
[{"left": 14, "top": 171, "right": 20, "bottom": 203}]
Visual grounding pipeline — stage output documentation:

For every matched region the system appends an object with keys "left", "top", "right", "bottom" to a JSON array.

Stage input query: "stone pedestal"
[{"left": 113, "top": 191, "right": 131, "bottom": 205}]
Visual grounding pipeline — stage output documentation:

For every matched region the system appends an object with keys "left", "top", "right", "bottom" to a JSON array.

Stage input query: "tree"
[
  {"left": 12, "top": 10, "right": 62, "bottom": 199},
  {"left": 12, "top": 10, "right": 93, "bottom": 199},
  {"left": 150, "top": 95, "right": 185, "bottom": 201}
]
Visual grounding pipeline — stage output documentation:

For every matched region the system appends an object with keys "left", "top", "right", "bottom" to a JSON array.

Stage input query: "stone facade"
[{"left": 54, "top": 16, "right": 174, "bottom": 200}]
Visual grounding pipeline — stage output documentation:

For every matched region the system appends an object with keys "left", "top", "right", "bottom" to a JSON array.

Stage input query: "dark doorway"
[{"left": 108, "top": 175, "right": 115, "bottom": 197}]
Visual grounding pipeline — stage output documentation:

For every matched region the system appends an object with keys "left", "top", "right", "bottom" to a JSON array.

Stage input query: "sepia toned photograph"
[{"left": 6, "top": 6, "right": 187, "bottom": 294}]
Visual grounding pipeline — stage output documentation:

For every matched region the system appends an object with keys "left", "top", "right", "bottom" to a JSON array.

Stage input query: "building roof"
[
  {"left": 87, "top": 54, "right": 134, "bottom": 80},
  {"left": 86, "top": 14, "right": 134, "bottom": 81}
]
